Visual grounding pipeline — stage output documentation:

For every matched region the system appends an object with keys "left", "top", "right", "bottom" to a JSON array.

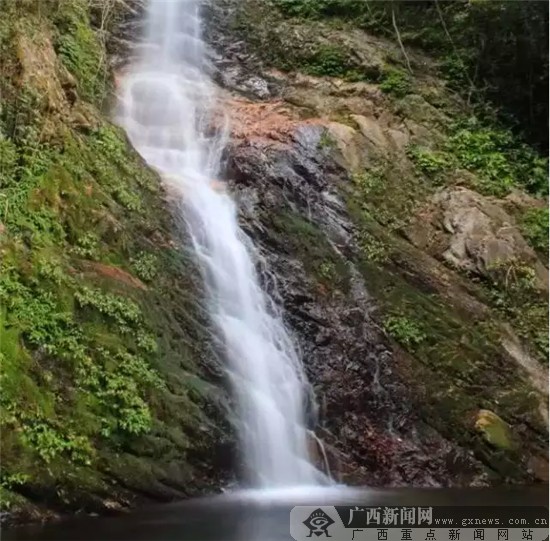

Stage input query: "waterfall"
[{"left": 117, "top": 0, "right": 325, "bottom": 488}]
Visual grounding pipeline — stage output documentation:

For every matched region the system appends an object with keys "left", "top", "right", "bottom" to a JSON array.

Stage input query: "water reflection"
[{"left": 5, "top": 487, "right": 548, "bottom": 541}]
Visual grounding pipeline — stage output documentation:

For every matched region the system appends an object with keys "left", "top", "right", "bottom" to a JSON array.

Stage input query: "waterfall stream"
[{"left": 117, "top": 0, "right": 325, "bottom": 488}]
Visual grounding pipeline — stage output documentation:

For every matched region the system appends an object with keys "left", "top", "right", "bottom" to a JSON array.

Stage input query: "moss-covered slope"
[{"left": 0, "top": 0, "right": 231, "bottom": 520}]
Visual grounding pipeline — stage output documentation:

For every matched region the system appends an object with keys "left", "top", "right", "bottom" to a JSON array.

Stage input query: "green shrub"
[
  {"left": 20, "top": 422, "right": 93, "bottom": 464},
  {"left": 351, "top": 165, "right": 419, "bottom": 231},
  {"left": 384, "top": 313, "right": 427, "bottom": 349},
  {"left": 0, "top": 137, "right": 18, "bottom": 186},
  {"left": 487, "top": 259, "right": 538, "bottom": 302},
  {"left": 0, "top": 473, "right": 29, "bottom": 491},
  {"left": 406, "top": 145, "right": 449, "bottom": 177},
  {"left": 76, "top": 349, "right": 163, "bottom": 437},
  {"left": 318, "top": 129, "right": 335, "bottom": 150},
  {"left": 445, "top": 121, "right": 548, "bottom": 196},
  {"left": 402, "top": 119, "right": 547, "bottom": 197},
  {"left": 274, "top": 0, "right": 322, "bottom": 17},
  {"left": 352, "top": 167, "right": 385, "bottom": 193},
  {"left": 357, "top": 230, "right": 388, "bottom": 263},
  {"left": 75, "top": 287, "right": 141, "bottom": 332},
  {"left": 301, "top": 45, "right": 355, "bottom": 78},
  {"left": 441, "top": 53, "right": 477, "bottom": 94},
  {"left": 131, "top": 252, "right": 158, "bottom": 282},
  {"left": 274, "top": 0, "right": 367, "bottom": 18},
  {"left": 73, "top": 232, "right": 100, "bottom": 258},
  {"left": 380, "top": 69, "right": 412, "bottom": 98},
  {"left": 485, "top": 259, "right": 548, "bottom": 364},
  {"left": 54, "top": 0, "right": 106, "bottom": 103},
  {"left": 520, "top": 207, "right": 549, "bottom": 257},
  {"left": 318, "top": 261, "right": 337, "bottom": 281},
  {"left": 0, "top": 473, "right": 30, "bottom": 510}
]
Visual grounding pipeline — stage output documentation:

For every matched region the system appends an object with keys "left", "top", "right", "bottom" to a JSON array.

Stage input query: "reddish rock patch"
[
  {"left": 79, "top": 261, "right": 147, "bottom": 290},
  {"left": 227, "top": 98, "right": 322, "bottom": 146}
]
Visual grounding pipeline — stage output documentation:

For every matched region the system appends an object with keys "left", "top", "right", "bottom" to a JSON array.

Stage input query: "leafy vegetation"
[
  {"left": 384, "top": 313, "right": 426, "bottom": 349},
  {"left": 274, "top": 0, "right": 374, "bottom": 19},
  {"left": 131, "top": 252, "right": 159, "bottom": 282},
  {"left": 300, "top": 44, "right": 355, "bottom": 78},
  {"left": 445, "top": 120, "right": 548, "bottom": 196},
  {"left": 352, "top": 163, "right": 429, "bottom": 232},
  {"left": 520, "top": 208, "right": 549, "bottom": 258},
  {"left": 0, "top": 126, "right": 166, "bottom": 505},
  {"left": 379, "top": 69, "right": 411, "bottom": 98},
  {"left": 407, "top": 120, "right": 548, "bottom": 197},
  {"left": 357, "top": 230, "right": 389, "bottom": 264},
  {"left": 278, "top": 41, "right": 380, "bottom": 82},
  {"left": 0, "top": 0, "right": 227, "bottom": 515},
  {"left": 54, "top": 0, "right": 107, "bottom": 104},
  {"left": 273, "top": 0, "right": 549, "bottom": 151},
  {"left": 406, "top": 145, "right": 448, "bottom": 179},
  {"left": 484, "top": 260, "right": 548, "bottom": 365}
]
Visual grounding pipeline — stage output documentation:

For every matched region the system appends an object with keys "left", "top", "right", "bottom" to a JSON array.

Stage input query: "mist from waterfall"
[{"left": 116, "top": 0, "right": 325, "bottom": 488}]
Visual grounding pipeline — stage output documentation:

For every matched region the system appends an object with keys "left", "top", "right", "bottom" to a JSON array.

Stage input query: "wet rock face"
[
  {"left": 220, "top": 99, "right": 484, "bottom": 487},
  {"left": 102, "top": 0, "right": 148, "bottom": 69},
  {"left": 205, "top": 0, "right": 548, "bottom": 487}
]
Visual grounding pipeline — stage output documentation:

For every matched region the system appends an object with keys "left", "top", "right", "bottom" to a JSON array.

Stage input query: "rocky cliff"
[
  {"left": 0, "top": 0, "right": 547, "bottom": 524},
  {"left": 205, "top": 0, "right": 549, "bottom": 486}
]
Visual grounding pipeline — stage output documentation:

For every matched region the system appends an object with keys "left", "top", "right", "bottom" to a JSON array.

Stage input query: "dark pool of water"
[{"left": 4, "top": 486, "right": 548, "bottom": 541}]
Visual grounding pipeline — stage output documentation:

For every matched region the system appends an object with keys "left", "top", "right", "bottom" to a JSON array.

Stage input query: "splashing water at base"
[{"left": 117, "top": 0, "right": 326, "bottom": 488}]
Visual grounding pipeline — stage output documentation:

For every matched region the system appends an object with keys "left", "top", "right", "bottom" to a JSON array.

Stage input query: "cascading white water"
[{"left": 117, "top": 0, "right": 324, "bottom": 488}]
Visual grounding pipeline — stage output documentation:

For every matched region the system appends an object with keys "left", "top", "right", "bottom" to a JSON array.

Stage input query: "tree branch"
[{"left": 392, "top": 5, "right": 413, "bottom": 75}]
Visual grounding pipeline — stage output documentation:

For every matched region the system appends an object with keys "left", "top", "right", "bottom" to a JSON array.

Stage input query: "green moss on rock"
[
  {"left": 0, "top": 0, "right": 229, "bottom": 518},
  {"left": 475, "top": 410, "right": 514, "bottom": 451},
  {"left": 54, "top": 0, "right": 107, "bottom": 104},
  {"left": 269, "top": 210, "right": 350, "bottom": 294},
  {"left": 343, "top": 161, "right": 547, "bottom": 481}
]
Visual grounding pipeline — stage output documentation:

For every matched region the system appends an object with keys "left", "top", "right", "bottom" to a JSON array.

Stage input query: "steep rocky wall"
[
  {"left": 206, "top": 0, "right": 549, "bottom": 486},
  {"left": 0, "top": 0, "right": 232, "bottom": 523}
]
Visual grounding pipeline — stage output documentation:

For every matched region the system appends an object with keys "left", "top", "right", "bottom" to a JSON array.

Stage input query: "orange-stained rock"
[
  {"left": 79, "top": 261, "right": 147, "bottom": 290},
  {"left": 227, "top": 98, "right": 322, "bottom": 146}
]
